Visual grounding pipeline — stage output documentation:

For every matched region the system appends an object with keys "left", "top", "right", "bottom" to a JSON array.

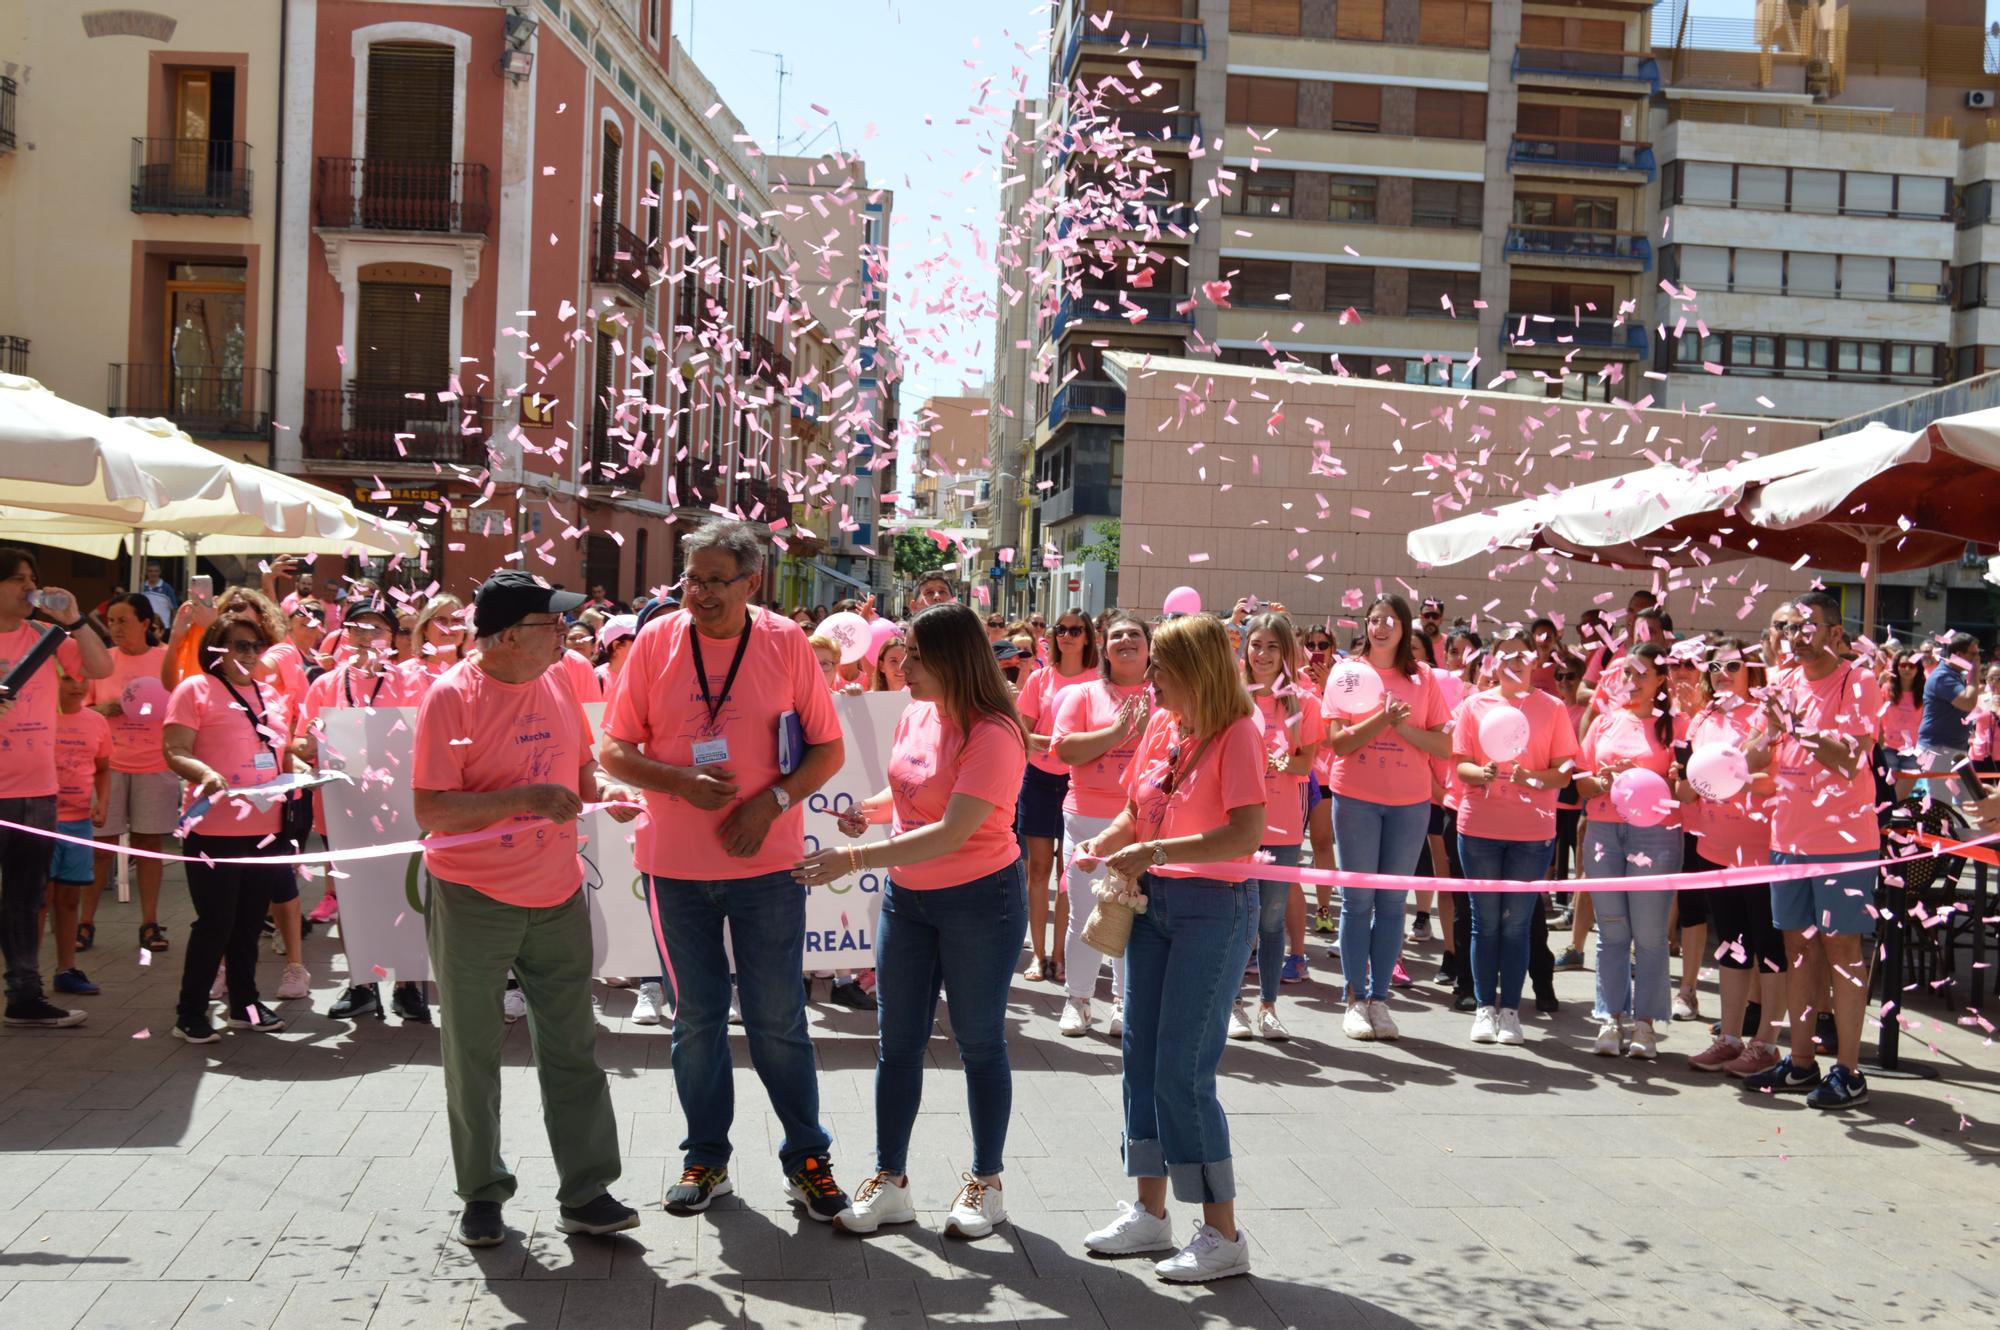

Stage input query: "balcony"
[
  {"left": 1504, "top": 312, "right": 1648, "bottom": 357},
  {"left": 736, "top": 477, "right": 789, "bottom": 524},
  {"left": 592, "top": 221, "right": 655, "bottom": 299},
  {"left": 130, "top": 138, "right": 251, "bottom": 215},
  {"left": 1504, "top": 224, "right": 1652, "bottom": 268},
  {"left": 302, "top": 384, "right": 490, "bottom": 467},
  {"left": 314, "top": 157, "right": 491, "bottom": 234},
  {"left": 1056, "top": 112, "right": 1201, "bottom": 169},
  {"left": 1054, "top": 288, "right": 1194, "bottom": 336},
  {"left": 1511, "top": 46, "right": 1661, "bottom": 93},
  {"left": 1, "top": 76, "right": 16, "bottom": 153},
  {"left": 743, "top": 333, "right": 791, "bottom": 386},
  {"left": 108, "top": 364, "right": 273, "bottom": 439},
  {"left": 1508, "top": 135, "right": 1656, "bottom": 181},
  {"left": 2, "top": 336, "right": 26, "bottom": 376},
  {"left": 585, "top": 411, "right": 648, "bottom": 491},
  {"left": 1056, "top": 199, "right": 1197, "bottom": 240},
  {"left": 1048, "top": 379, "right": 1126, "bottom": 432},
  {"left": 789, "top": 383, "right": 822, "bottom": 421},
  {"left": 1061, "top": 14, "right": 1204, "bottom": 79}
]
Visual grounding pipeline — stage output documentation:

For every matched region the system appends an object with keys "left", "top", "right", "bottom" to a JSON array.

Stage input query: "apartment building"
[{"left": 985, "top": 98, "right": 1045, "bottom": 619}]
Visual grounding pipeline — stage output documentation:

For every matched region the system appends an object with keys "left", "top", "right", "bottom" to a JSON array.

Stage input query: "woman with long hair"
[
  {"left": 79, "top": 594, "right": 173, "bottom": 956},
  {"left": 160, "top": 614, "right": 308, "bottom": 1043},
  {"left": 1450, "top": 627, "right": 1578, "bottom": 1046},
  {"left": 1230, "top": 613, "right": 1322, "bottom": 1041},
  {"left": 1014, "top": 608, "right": 1098, "bottom": 985},
  {"left": 1881, "top": 648, "right": 1926, "bottom": 800},
  {"left": 1574, "top": 642, "right": 1683, "bottom": 1060},
  {"left": 1071, "top": 613, "right": 1266, "bottom": 1282},
  {"left": 413, "top": 594, "right": 470, "bottom": 678},
  {"left": 873, "top": 636, "right": 909, "bottom": 692},
  {"left": 1050, "top": 611, "right": 1152, "bottom": 1036},
  {"left": 1323, "top": 595, "right": 1452, "bottom": 1041},
  {"left": 1434, "top": 627, "right": 1484, "bottom": 1013},
  {"left": 796, "top": 602, "right": 1029, "bottom": 1241},
  {"left": 1678, "top": 639, "right": 1786, "bottom": 1077}
]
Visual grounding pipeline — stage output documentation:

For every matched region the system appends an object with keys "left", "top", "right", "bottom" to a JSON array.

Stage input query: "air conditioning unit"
[{"left": 1970, "top": 90, "right": 1996, "bottom": 110}]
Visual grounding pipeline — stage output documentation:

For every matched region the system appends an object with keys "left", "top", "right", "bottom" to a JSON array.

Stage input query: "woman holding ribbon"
[{"left": 80, "top": 594, "right": 174, "bottom": 956}]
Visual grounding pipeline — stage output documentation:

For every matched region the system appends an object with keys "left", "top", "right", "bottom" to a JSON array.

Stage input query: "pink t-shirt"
[
  {"left": 1255, "top": 690, "right": 1325, "bottom": 846},
  {"left": 54, "top": 707, "right": 111, "bottom": 823},
  {"left": 1451, "top": 689, "right": 1581, "bottom": 842},
  {"left": 1430, "top": 671, "right": 1467, "bottom": 808},
  {"left": 1972, "top": 706, "right": 1996, "bottom": 763},
  {"left": 263, "top": 641, "right": 313, "bottom": 713},
  {"left": 1683, "top": 701, "right": 1771, "bottom": 868},
  {"left": 886, "top": 704, "right": 1028, "bottom": 890},
  {"left": 0, "top": 624, "right": 86, "bottom": 799},
  {"left": 165, "top": 672, "right": 292, "bottom": 837},
  {"left": 412, "top": 659, "right": 594, "bottom": 907},
  {"left": 89, "top": 645, "right": 171, "bottom": 774},
  {"left": 1325, "top": 661, "right": 1449, "bottom": 807},
  {"left": 1017, "top": 664, "right": 1093, "bottom": 776},
  {"left": 1124, "top": 710, "right": 1268, "bottom": 866},
  {"left": 1052, "top": 679, "right": 1151, "bottom": 819},
  {"left": 1768, "top": 663, "right": 1883, "bottom": 857},
  {"left": 601, "top": 608, "right": 841, "bottom": 880},
  {"left": 1879, "top": 696, "right": 1919, "bottom": 753},
  {"left": 560, "top": 649, "right": 603, "bottom": 704},
  {"left": 1577, "top": 705, "right": 1679, "bottom": 828}
]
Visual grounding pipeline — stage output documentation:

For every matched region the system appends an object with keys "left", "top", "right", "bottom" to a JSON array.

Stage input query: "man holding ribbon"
[
  {"left": 412, "top": 570, "right": 644, "bottom": 1247},
  {"left": 599, "top": 520, "right": 851, "bottom": 1222}
]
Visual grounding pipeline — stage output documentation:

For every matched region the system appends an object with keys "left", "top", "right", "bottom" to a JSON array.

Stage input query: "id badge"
[
  {"left": 691, "top": 737, "right": 731, "bottom": 766},
  {"left": 253, "top": 752, "right": 278, "bottom": 772}
]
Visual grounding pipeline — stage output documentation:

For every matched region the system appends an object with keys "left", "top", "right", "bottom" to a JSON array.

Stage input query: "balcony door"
[
  {"left": 354, "top": 265, "right": 452, "bottom": 449},
  {"left": 364, "top": 43, "right": 454, "bottom": 228},
  {"left": 163, "top": 262, "right": 248, "bottom": 430}
]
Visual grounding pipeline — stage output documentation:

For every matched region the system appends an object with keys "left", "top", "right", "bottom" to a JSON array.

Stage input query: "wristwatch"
[
  {"left": 771, "top": 787, "right": 792, "bottom": 813},
  {"left": 1150, "top": 841, "right": 1168, "bottom": 867}
]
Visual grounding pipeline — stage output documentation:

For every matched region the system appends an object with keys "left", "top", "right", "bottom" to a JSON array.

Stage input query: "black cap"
[
  {"left": 472, "top": 571, "right": 586, "bottom": 638},
  {"left": 344, "top": 599, "right": 398, "bottom": 631},
  {"left": 993, "top": 641, "right": 1027, "bottom": 662}
]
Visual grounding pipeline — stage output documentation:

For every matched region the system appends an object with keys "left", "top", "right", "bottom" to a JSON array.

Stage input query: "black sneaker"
[
  {"left": 456, "top": 1200, "right": 506, "bottom": 1247},
  {"left": 829, "top": 979, "right": 877, "bottom": 1011},
  {"left": 225, "top": 1002, "right": 287, "bottom": 1033},
  {"left": 664, "top": 1164, "right": 732, "bottom": 1214},
  {"left": 1742, "top": 1055, "right": 1822, "bottom": 1095},
  {"left": 4, "top": 997, "right": 87, "bottom": 1028},
  {"left": 1806, "top": 1064, "right": 1869, "bottom": 1111},
  {"left": 329, "top": 983, "right": 383, "bottom": 1020},
  {"left": 785, "top": 1156, "right": 848, "bottom": 1223},
  {"left": 1534, "top": 991, "right": 1560, "bottom": 1015},
  {"left": 1434, "top": 953, "right": 1459, "bottom": 986},
  {"left": 556, "top": 1193, "right": 640, "bottom": 1236},
  {"left": 1452, "top": 993, "right": 1479, "bottom": 1014},
  {"left": 170, "top": 1015, "right": 222, "bottom": 1045},
  {"left": 391, "top": 983, "right": 432, "bottom": 1024}
]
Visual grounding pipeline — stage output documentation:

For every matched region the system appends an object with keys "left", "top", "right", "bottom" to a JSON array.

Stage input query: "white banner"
[{"left": 318, "top": 691, "right": 909, "bottom": 979}]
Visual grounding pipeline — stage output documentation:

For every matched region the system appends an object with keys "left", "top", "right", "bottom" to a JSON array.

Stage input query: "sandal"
[
  {"left": 1048, "top": 958, "right": 1065, "bottom": 986},
  {"left": 139, "top": 922, "right": 169, "bottom": 953},
  {"left": 1024, "top": 955, "right": 1046, "bottom": 983},
  {"left": 76, "top": 922, "right": 95, "bottom": 953}
]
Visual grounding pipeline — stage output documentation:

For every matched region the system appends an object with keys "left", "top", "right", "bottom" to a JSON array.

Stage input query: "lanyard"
[
  {"left": 218, "top": 675, "right": 281, "bottom": 761},
  {"left": 688, "top": 611, "right": 754, "bottom": 733},
  {"left": 342, "top": 664, "right": 387, "bottom": 709}
]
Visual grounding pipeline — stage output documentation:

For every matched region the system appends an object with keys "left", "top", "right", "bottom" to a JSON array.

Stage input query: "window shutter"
[
  {"left": 1577, "top": 19, "right": 1625, "bottom": 52},
  {"left": 1235, "top": 259, "right": 1292, "bottom": 306},
  {"left": 365, "top": 43, "right": 454, "bottom": 163},
  {"left": 1419, "top": 1, "right": 1488, "bottom": 48},
  {"left": 1233, "top": 0, "right": 1303, "bottom": 36},
  {"left": 1335, "top": 0, "right": 1385, "bottom": 41},
  {"left": 1520, "top": 14, "right": 1563, "bottom": 46},
  {"left": 1248, "top": 77, "right": 1300, "bottom": 127},
  {"left": 1415, "top": 90, "right": 1477, "bottom": 139},
  {"left": 1331, "top": 82, "right": 1380, "bottom": 131},
  {"left": 356, "top": 281, "right": 451, "bottom": 387},
  {"left": 1324, "top": 265, "right": 1374, "bottom": 313},
  {"left": 1226, "top": 76, "right": 1249, "bottom": 124}
]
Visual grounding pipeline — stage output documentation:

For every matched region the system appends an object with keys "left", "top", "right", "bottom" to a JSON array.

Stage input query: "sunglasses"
[
  {"left": 223, "top": 639, "right": 264, "bottom": 656},
  {"left": 1054, "top": 624, "right": 1085, "bottom": 637},
  {"left": 1708, "top": 660, "right": 1746, "bottom": 674}
]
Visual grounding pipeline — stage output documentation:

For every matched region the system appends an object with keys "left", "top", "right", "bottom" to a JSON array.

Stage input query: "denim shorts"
[
  {"left": 51, "top": 818, "right": 95, "bottom": 885},
  {"left": 1770, "top": 850, "right": 1877, "bottom": 936}
]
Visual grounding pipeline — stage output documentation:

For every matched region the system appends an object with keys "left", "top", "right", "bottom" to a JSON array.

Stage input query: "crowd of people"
[{"left": 3, "top": 534, "right": 1998, "bottom": 1282}]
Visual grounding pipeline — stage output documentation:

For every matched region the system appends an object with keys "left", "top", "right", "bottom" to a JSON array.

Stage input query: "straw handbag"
[{"left": 1080, "top": 869, "right": 1149, "bottom": 959}]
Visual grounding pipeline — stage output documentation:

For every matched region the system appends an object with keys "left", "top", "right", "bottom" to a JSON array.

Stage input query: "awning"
[{"left": 811, "top": 560, "right": 874, "bottom": 592}]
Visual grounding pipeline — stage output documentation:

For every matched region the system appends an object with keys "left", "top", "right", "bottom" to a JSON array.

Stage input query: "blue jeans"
[
  {"left": 874, "top": 863, "right": 1026, "bottom": 1177},
  {"left": 1123, "top": 874, "right": 1256, "bottom": 1204},
  {"left": 1253, "top": 843, "right": 1301, "bottom": 1003},
  {"left": 1582, "top": 822, "right": 1683, "bottom": 1023},
  {"left": 1457, "top": 834, "right": 1555, "bottom": 1011},
  {"left": 1332, "top": 795, "right": 1430, "bottom": 1000},
  {"left": 646, "top": 870, "right": 832, "bottom": 1175}
]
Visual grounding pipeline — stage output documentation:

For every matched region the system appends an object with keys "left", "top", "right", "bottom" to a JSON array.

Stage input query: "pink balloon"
[
  {"left": 1477, "top": 704, "right": 1530, "bottom": 763},
  {"left": 865, "top": 617, "right": 902, "bottom": 664},
  {"left": 121, "top": 675, "right": 170, "bottom": 721},
  {"left": 1161, "top": 585, "right": 1202, "bottom": 616},
  {"left": 1610, "top": 768, "right": 1673, "bottom": 827},
  {"left": 1326, "top": 659, "right": 1384, "bottom": 716},
  {"left": 1687, "top": 743, "right": 1749, "bottom": 801}
]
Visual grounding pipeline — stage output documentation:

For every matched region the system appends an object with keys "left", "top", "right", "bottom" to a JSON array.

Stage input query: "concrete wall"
[
  {"left": 1660, "top": 120, "right": 1961, "bottom": 177},
  {"left": 1655, "top": 372, "right": 1917, "bottom": 421}
]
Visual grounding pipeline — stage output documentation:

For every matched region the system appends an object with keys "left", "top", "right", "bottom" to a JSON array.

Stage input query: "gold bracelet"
[{"left": 847, "top": 845, "right": 861, "bottom": 875}]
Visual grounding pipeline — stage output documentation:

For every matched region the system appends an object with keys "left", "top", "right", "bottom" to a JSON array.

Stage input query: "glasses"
[
  {"left": 1054, "top": 624, "right": 1085, "bottom": 637},
  {"left": 680, "top": 572, "right": 750, "bottom": 596},
  {"left": 1029, "top": 619, "right": 1047, "bottom": 629},
  {"left": 514, "top": 616, "right": 563, "bottom": 631},
  {"left": 1709, "top": 660, "right": 1746, "bottom": 675},
  {"left": 1554, "top": 671, "right": 1581, "bottom": 683},
  {"left": 1770, "top": 622, "right": 1802, "bottom": 636},
  {"left": 223, "top": 639, "right": 264, "bottom": 656}
]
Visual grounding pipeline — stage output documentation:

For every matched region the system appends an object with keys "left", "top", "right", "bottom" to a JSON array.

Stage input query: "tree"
[
  {"left": 893, "top": 531, "right": 951, "bottom": 580},
  {"left": 1076, "top": 519, "right": 1120, "bottom": 566}
]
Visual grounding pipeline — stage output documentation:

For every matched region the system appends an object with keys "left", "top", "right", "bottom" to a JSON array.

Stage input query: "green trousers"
[{"left": 426, "top": 878, "right": 621, "bottom": 1207}]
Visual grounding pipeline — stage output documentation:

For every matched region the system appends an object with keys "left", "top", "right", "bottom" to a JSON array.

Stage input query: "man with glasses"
[
  {"left": 412, "top": 570, "right": 645, "bottom": 1246},
  {"left": 1419, "top": 599, "right": 1448, "bottom": 666},
  {"left": 599, "top": 521, "right": 852, "bottom": 1222},
  {"left": 1917, "top": 632, "right": 1983, "bottom": 805}
]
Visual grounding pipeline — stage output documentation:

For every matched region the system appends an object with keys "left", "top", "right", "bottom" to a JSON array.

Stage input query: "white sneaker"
[
  {"left": 503, "top": 987, "right": 527, "bottom": 1023},
  {"left": 276, "top": 964, "right": 310, "bottom": 1001},
  {"left": 833, "top": 1169, "right": 916, "bottom": 1234},
  {"left": 1256, "top": 1006, "right": 1289, "bottom": 1041},
  {"left": 943, "top": 1174, "right": 1006, "bottom": 1239},
  {"left": 1155, "top": 1222, "right": 1251, "bottom": 1283},
  {"left": 1470, "top": 1005, "right": 1499, "bottom": 1044},
  {"left": 270, "top": 929, "right": 287, "bottom": 956},
  {"left": 1228, "top": 1002, "right": 1255, "bottom": 1040},
  {"left": 633, "top": 982, "right": 666, "bottom": 1026},
  {"left": 1626, "top": 1018, "right": 1659, "bottom": 1060},
  {"left": 1059, "top": 998, "right": 1092, "bottom": 1037},
  {"left": 1495, "top": 1008, "right": 1525, "bottom": 1046},
  {"left": 1342, "top": 1001, "right": 1376, "bottom": 1041},
  {"left": 1106, "top": 1003, "right": 1124, "bottom": 1038},
  {"left": 1083, "top": 1200, "right": 1175, "bottom": 1255},
  {"left": 1367, "top": 1000, "right": 1400, "bottom": 1041},
  {"left": 1593, "top": 1020, "right": 1625, "bottom": 1057}
]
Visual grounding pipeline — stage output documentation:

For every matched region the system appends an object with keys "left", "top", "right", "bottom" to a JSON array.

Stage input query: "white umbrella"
[
  {"left": 1406, "top": 463, "right": 1734, "bottom": 568},
  {"left": 0, "top": 373, "right": 240, "bottom": 520}
]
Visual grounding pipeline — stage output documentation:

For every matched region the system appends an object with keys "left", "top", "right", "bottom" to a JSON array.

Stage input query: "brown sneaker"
[
  {"left": 1723, "top": 1039, "right": 1782, "bottom": 1079},
  {"left": 1689, "top": 1035, "right": 1743, "bottom": 1072}
]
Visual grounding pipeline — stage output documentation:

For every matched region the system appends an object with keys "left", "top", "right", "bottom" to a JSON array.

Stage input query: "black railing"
[
  {"left": 315, "top": 157, "right": 491, "bottom": 233},
  {"left": 107, "top": 364, "right": 272, "bottom": 438},
  {"left": 1, "top": 76, "right": 16, "bottom": 153},
  {"left": 743, "top": 333, "right": 790, "bottom": 385},
  {"left": 585, "top": 411, "right": 648, "bottom": 490},
  {"left": 302, "top": 385, "right": 490, "bottom": 465},
  {"left": 1, "top": 337, "right": 27, "bottom": 376},
  {"left": 131, "top": 138, "right": 251, "bottom": 214},
  {"left": 593, "top": 221, "right": 655, "bottom": 298}
]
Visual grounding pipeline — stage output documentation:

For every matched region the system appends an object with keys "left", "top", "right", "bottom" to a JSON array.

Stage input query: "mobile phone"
[
  {"left": 1956, "top": 765, "right": 1989, "bottom": 804},
  {"left": 190, "top": 575, "right": 214, "bottom": 606},
  {"left": 1309, "top": 650, "right": 1328, "bottom": 667}
]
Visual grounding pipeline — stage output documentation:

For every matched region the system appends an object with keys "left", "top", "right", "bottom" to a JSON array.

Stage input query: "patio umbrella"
[
  {"left": 0, "top": 373, "right": 240, "bottom": 521},
  {"left": 1405, "top": 463, "right": 1733, "bottom": 569}
]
